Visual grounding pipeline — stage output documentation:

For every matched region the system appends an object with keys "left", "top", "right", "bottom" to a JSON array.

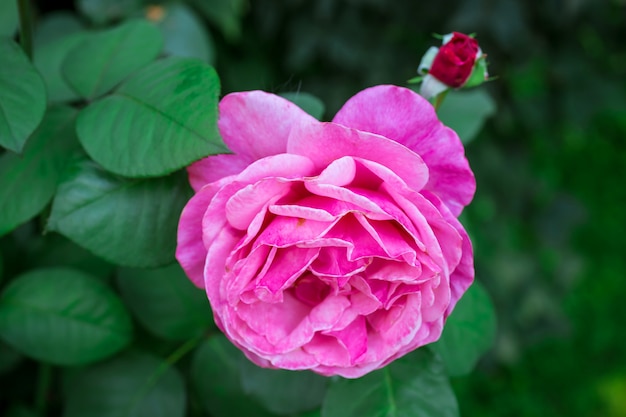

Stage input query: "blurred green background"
[
  {"left": 212, "top": 1, "right": 626, "bottom": 415},
  {"left": 17, "top": 0, "right": 626, "bottom": 415}
]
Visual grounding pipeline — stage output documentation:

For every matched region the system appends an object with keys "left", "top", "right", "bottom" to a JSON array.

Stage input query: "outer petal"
[
  {"left": 219, "top": 91, "right": 317, "bottom": 161},
  {"left": 176, "top": 178, "right": 231, "bottom": 288},
  {"left": 332, "top": 85, "right": 475, "bottom": 216},
  {"left": 187, "top": 154, "right": 252, "bottom": 192}
]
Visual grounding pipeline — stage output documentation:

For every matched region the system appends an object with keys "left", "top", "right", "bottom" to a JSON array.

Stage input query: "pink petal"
[
  {"left": 288, "top": 119, "right": 429, "bottom": 192},
  {"left": 333, "top": 84, "right": 475, "bottom": 215},
  {"left": 326, "top": 315, "right": 368, "bottom": 364},
  {"left": 187, "top": 154, "right": 252, "bottom": 192},
  {"left": 176, "top": 179, "right": 228, "bottom": 288},
  {"left": 219, "top": 91, "right": 317, "bottom": 161}
]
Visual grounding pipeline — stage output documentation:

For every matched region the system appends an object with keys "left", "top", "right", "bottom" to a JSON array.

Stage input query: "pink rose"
[{"left": 176, "top": 85, "right": 475, "bottom": 378}]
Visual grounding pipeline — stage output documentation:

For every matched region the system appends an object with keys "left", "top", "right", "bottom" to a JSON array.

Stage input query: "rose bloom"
[
  {"left": 177, "top": 85, "right": 475, "bottom": 378},
  {"left": 429, "top": 32, "right": 480, "bottom": 87}
]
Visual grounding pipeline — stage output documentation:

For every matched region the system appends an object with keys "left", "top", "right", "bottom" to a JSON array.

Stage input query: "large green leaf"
[
  {"left": 34, "top": 12, "right": 84, "bottom": 45},
  {"left": 76, "top": 57, "right": 227, "bottom": 177},
  {"left": 0, "top": 267, "right": 132, "bottom": 365},
  {"left": 0, "top": 0, "right": 18, "bottom": 37},
  {"left": 240, "top": 359, "right": 328, "bottom": 415},
  {"left": 47, "top": 157, "right": 192, "bottom": 267},
  {"left": 64, "top": 350, "right": 185, "bottom": 417},
  {"left": 35, "top": 32, "right": 88, "bottom": 103},
  {"left": 117, "top": 264, "right": 214, "bottom": 340},
  {"left": 321, "top": 349, "right": 458, "bottom": 417},
  {"left": 191, "top": 336, "right": 274, "bottom": 417},
  {"left": 0, "top": 40, "right": 47, "bottom": 153},
  {"left": 430, "top": 281, "right": 497, "bottom": 376},
  {"left": 0, "top": 106, "right": 78, "bottom": 237},
  {"left": 437, "top": 89, "right": 496, "bottom": 144},
  {"left": 280, "top": 92, "right": 326, "bottom": 120},
  {"left": 62, "top": 20, "right": 163, "bottom": 100},
  {"left": 76, "top": 0, "right": 143, "bottom": 25},
  {"left": 152, "top": 3, "right": 215, "bottom": 64}
]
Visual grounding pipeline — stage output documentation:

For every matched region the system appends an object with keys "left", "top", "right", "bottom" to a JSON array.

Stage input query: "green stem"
[
  {"left": 35, "top": 363, "right": 52, "bottom": 415},
  {"left": 433, "top": 90, "right": 449, "bottom": 112},
  {"left": 17, "top": 0, "right": 34, "bottom": 60}
]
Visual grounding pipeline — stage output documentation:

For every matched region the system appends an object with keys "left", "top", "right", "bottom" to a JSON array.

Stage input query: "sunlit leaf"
[
  {"left": 430, "top": 281, "right": 497, "bottom": 376},
  {"left": 321, "top": 349, "right": 458, "bottom": 417},
  {"left": 76, "top": 57, "right": 226, "bottom": 177},
  {"left": 0, "top": 268, "right": 132, "bottom": 365},
  {"left": 0, "top": 106, "right": 78, "bottom": 237},
  {"left": 47, "top": 157, "right": 192, "bottom": 267},
  {"left": 0, "top": 40, "right": 47, "bottom": 153},
  {"left": 62, "top": 19, "right": 162, "bottom": 100},
  {"left": 117, "top": 264, "right": 214, "bottom": 340},
  {"left": 64, "top": 350, "right": 185, "bottom": 417}
]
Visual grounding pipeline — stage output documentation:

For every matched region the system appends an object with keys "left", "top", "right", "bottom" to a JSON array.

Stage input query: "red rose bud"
[
  {"left": 416, "top": 32, "right": 488, "bottom": 100},
  {"left": 430, "top": 32, "right": 479, "bottom": 87}
]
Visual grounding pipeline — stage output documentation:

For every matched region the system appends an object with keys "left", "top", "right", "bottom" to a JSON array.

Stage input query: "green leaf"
[
  {"left": 188, "top": 0, "right": 247, "bottom": 41},
  {"left": 0, "top": 340, "right": 22, "bottom": 375},
  {"left": 47, "top": 157, "right": 192, "bottom": 267},
  {"left": 280, "top": 92, "right": 326, "bottom": 120},
  {"left": 76, "top": 0, "right": 143, "bottom": 25},
  {"left": 76, "top": 57, "right": 227, "bottom": 177},
  {"left": 430, "top": 281, "right": 496, "bottom": 376},
  {"left": 0, "top": 267, "right": 132, "bottom": 365},
  {"left": 191, "top": 336, "right": 275, "bottom": 417},
  {"left": 64, "top": 350, "right": 186, "bottom": 417},
  {"left": 26, "top": 234, "right": 115, "bottom": 281},
  {"left": 5, "top": 405, "right": 40, "bottom": 417},
  {"left": 0, "top": 39, "right": 47, "bottom": 153},
  {"left": 151, "top": 3, "right": 215, "bottom": 64},
  {"left": 62, "top": 20, "right": 163, "bottom": 100},
  {"left": 0, "top": 0, "right": 18, "bottom": 37},
  {"left": 34, "top": 12, "right": 84, "bottom": 46},
  {"left": 117, "top": 263, "right": 214, "bottom": 340},
  {"left": 34, "top": 32, "right": 88, "bottom": 103},
  {"left": 437, "top": 89, "right": 496, "bottom": 144},
  {"left": 321, "top": 349, "right": 459, "bottom": 417},
  {"left": 0, "top": 106, "right": 79, "bottom": 237},
  {"left": 240, "top": 359, "right": 328, "bottom": 415}
]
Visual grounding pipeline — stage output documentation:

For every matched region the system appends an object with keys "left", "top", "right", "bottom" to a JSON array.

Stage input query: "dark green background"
[{"left": 5, "top": 0, "right": 626, "bottom": 415}]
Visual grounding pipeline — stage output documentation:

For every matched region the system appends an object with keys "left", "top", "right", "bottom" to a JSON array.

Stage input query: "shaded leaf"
[
  {"left": 240, "top": 359, "right": 328, "bottom": 415},
  {"left": 0, "top": 106, "right": 78, "bottom": 237},
  {"left": 76, "top": 0, "right": 143, "bottom": 25},
  {"left": 0, "top": 40, "right": 47, "bottom": 153},
  {"left": 321, "top": 349, "right": 458, "bottom": 417},
  {"left": 64, "top": 350, "right": 185, "bottom": 417},
  {"left": 147, "top": 3, "right": 215, "bottom": 64},
  {"left": 76, "top": 57, "right": 226, "bottom": 177},
  {"left": 47, "top": 157, "right": 192, "bottom": 267},
  {"left": 189, "top": 0, "right": 247, "bottom": 41},
  {"left": 34, "top": 12, "right": 84, "bottom": 46},
  {"left": 430, "top": 281, "right": 496, "bottom": 376},
  {"left": 62, "top": 20, "right": 163, "bottom": 100},
  {"left": 437, "top": 89, "right": 496, "bottom": 144},
  {"left": 35, "top": 32, "right": 88, "bottom": 103},
  {"left": 280, "top": 92, "right": 326, "bottom": 120},
  {"left": 0, "top": 0, "right": 18, "bottom": 37},
  {"left": 191, "top": 336, "right": 274, "bottom": 417},
  {"left": 0, "top": 340, "right": 22, "bottom": 375},
  {"left": 0, "top": 267, "right": 132, "bottom": 365},
  {"left": 117, "top": 263, "right": 214, "bottom": 340}
]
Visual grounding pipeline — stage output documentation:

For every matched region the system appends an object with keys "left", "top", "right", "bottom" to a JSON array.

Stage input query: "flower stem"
[
  {"left": 35, "top": 363, "right": 52, "bottom": 415},
  {"left": 433, "top": 90, "right": 449, "bottom": 112},
  {"left": 17, "top": 0, "right": 34, "bottom": 60}
]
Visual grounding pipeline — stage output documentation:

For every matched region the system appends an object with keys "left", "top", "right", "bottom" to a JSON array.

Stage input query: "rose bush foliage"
[{"left": 176, "top": 85, "right": 475, "bottom": 378}]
